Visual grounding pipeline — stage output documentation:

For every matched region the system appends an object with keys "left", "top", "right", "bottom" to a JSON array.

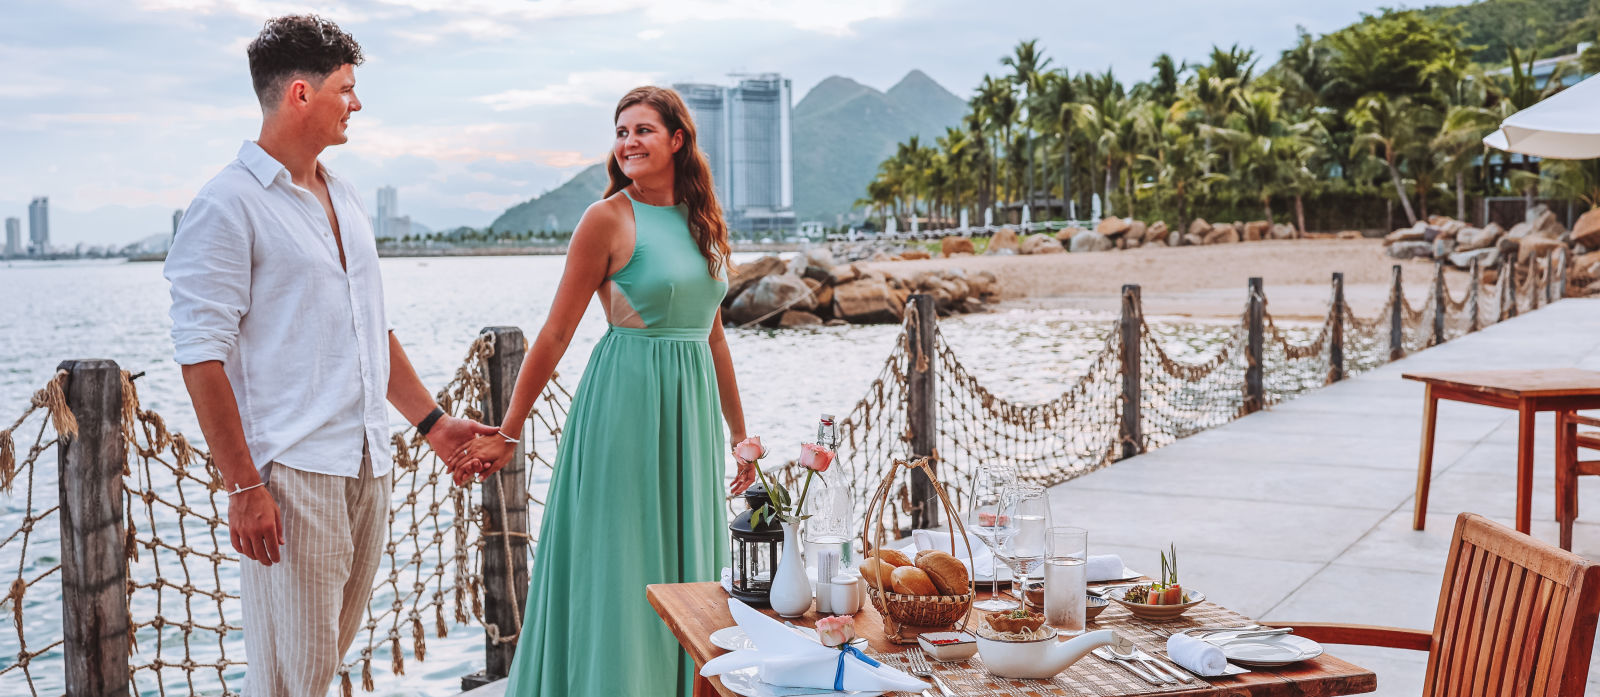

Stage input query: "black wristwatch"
[{"left": 417, "top": 406, "right": 446, "bottom": 436}]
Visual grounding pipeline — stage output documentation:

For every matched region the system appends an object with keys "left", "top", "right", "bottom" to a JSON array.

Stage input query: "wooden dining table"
[
  {"left": 648, "top": 581, "right": 1376, "bottom": 697},
  {"left": 1404, "top": 369, "right": 1600, "bottom": 534}
]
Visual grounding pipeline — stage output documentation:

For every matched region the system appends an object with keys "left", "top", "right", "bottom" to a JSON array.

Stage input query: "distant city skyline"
[
  {"left": 4, "top": 0, "right": 1410, "bottom": 247},
  {"left": 28, "top": 197, "right": 49, "bottom": 257},
  {"left": 4, "top": 218, "right": 19, "bottom": 258},
  {"left": 675, "top": 74, "right": 795, "bottom": 232}
]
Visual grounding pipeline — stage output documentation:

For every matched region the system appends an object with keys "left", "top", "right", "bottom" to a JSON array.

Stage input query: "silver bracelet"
[
  {"left": 496, "top": 430, "right": 520, "bottom": 443},
  {"left": 226, "top": 481, "right": 265, "bottom": 498}
]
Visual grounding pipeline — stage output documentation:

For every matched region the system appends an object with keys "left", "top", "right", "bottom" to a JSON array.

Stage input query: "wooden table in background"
[
  {"left": 647, "top": 581, "right": 1375, "bottom": 697},
  {"left": 1404, "top": 369, "right": 1600, "bottom": 534}
]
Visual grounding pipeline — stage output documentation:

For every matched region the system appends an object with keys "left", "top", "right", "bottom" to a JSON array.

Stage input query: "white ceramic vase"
[{"left": 769, "top": 521, "right": 812, "bottom": 618}]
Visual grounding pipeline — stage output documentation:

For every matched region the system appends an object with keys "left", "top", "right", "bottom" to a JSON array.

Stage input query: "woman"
[{"left": 449, "top": 86, "right": 760, "bottom": 695}]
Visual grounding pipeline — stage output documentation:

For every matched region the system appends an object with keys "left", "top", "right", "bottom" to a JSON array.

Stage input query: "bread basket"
[{"left": 861, "top": 457, "right": 975, "bottom": 644}]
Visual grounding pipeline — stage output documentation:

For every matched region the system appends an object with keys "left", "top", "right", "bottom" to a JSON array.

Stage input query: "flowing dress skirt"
[{"left": 503, "top": 326, "right": 729, "bottom": 696}]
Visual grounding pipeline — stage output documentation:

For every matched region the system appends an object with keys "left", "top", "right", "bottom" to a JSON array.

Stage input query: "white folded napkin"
[
  {"left": 720, "top": 567, "right": 733, "bottom": 593},
  {"left": 1086, "top": 554, "right": 1127, "bottom": 582},
  {"left": 1167, "top": 633, "right": 1228, "bottom": 677},
  {"left": 701, "top": 598, "right": 928, "bottom": 693},
  {"left": 911, "top": 528, "right": 995, "bottom": 578}
]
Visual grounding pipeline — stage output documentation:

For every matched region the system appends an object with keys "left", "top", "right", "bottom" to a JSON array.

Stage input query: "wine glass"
[
  {"left": 995, "top": 483, "right": 1050, "bottom": 604},
  {"left": 966, "top": 466, "right": 1019, "bottom": 611}
]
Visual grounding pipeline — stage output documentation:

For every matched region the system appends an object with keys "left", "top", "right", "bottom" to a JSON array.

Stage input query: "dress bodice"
[{"left": 607, "top": 192, "right": 729, "bottom": 330}]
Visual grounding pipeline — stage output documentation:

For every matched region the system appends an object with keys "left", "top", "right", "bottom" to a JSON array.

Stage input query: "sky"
[{"left": 1, "top": 0, "right": 1433, "bottom": 247}]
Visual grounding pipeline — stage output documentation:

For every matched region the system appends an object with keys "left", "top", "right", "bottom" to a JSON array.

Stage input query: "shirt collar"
[{"left": 236, "top": 140, "right": 343, "bottom": 189}]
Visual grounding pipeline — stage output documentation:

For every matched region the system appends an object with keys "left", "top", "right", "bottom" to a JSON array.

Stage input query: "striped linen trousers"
[{"left": 239, "top": 449, "right": 391, "bottom": 697}]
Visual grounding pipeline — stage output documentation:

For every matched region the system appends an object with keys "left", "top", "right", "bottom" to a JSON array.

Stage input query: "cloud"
[
  {"left": 637, "top": 28, "right": 664, "bottom": 40},
  {"left": 474, "top": 70, "right": 661, "bottom": 110},
  {"left": 535, "top": 150, "right": 599, "bottom": 168}
]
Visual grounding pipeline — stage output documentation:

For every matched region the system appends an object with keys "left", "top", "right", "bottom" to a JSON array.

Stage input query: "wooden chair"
[
  {"left": 1282, "top": 513, "right": 1600, "bottom": 697},
  {"left": 1556, "top": 410, "right": 1600, "bottom": 551}
]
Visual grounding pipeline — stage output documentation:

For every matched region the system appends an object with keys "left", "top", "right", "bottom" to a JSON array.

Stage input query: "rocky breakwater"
[
  {"left": 1381, "top": 204, "right": 1600, "bottom": 296},
  {"left": 722, "top": 248, "right": 1001, "bottom": 327}
]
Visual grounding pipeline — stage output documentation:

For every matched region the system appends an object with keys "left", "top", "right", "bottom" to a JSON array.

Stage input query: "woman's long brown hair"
[{"left": 605, "top": 86, "right": 731, "bottom": 279}]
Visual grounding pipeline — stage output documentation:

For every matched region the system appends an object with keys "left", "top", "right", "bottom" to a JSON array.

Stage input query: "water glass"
[
  {"left": 803, "top": 483, "right": 854, "bottom": 565},
  {"left": 1044, "top": 527, "right": 1087, "bottom": 635},
  {"left": 967, "top": 467, "right": 1018, "bottom": 611}
]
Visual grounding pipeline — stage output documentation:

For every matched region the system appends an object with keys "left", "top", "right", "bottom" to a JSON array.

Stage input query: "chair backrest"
[{"left": 1423, "top": 513, "right": 1600, "bottom": 697}]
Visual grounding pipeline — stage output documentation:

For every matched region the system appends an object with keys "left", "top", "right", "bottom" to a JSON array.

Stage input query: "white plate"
[
  {"left": 1215, "top": 634, "right": 1323, "bottom": 667},
  {"left": 720, "top": 666, "right": 884, "bottom": 697},
  {"left": 711, "top": 626, "right": 867, "bottom": 652}
]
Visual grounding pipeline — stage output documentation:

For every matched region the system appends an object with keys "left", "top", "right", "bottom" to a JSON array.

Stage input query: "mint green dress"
[{"left": 503, "top": 192, "right": 731, "bottom": 696}]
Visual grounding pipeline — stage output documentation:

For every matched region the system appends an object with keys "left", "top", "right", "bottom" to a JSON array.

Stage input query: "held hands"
[
  {"left": 228, "top": 486, "right": 284, "bottom": 566},
  {"left": 425, "top": 414, "right": 501, "bottom": 463},
  {"left": 445, "top": 432, "right": 516, "bottom": 486}
]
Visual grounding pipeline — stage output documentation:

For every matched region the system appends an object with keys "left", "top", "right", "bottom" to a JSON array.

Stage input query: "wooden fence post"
[
  {"left": 1532, "top": 256, "right": 1545, "bottom": 310},
  {"left": 56, "top": 359, "right": 131, "bottom": 697},
  {"left": 464, "top": 327, "right": 530, "bottom": 690},
  {"left": 1244, "top": 277, "right": 1265, "bottom": 414},
  {"left": 1431, "top": 261, "right": 1446, "bottom": 347},
  {"left": 905, "top": 294, "right": 940, "bottom": 530},
  {"left": 1389, "top": 265, "right": 1405, "bottom": 361},
  {"left": 1556, "top": 247, "right": 1569, "bottom": 300},
  {"left": 1329, "top": 273, "right": 1345, "bottom": 384},
  {"left": 1503, "top": 259, "right": 1517, "bottom": 320},
  {"left": 1118, "top": 285, "right": 1143, "bottom": 459},
  {"left": 1467, "top": 259, "right": 1481, "bottom": 333}
]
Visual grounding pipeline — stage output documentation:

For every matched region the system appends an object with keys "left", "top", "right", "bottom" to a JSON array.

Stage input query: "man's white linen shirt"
[{"left": 166, "top": 141, "right": 394, "bottom": 479}]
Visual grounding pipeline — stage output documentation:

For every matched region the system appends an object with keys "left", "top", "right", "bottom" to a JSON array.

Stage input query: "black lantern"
[{"left": 729, "top": 482, "right": 784, "bottom": 606}]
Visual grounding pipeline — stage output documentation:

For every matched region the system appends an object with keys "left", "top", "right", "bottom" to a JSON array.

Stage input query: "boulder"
[
  {"left": 1182, "top": 232, "right": 1204, "bottom": 246},
  {"left": 1116, "top": 237, "right": 1128, "bottom": 249},
  {"left": 1244, "top": 221, "right": 1270, "bottom": 242},
  {"left": 1203, "top": 223, "right": 1240, "bottom": 245},
  {"left": 1526, "top": 203, "right": 1551, "bottom": 223},
  {"left": 777, "top": 310, "right": 822, "bottom": 328},
  {"left": 1337, "top": 230, "right": 1364, "bottom": 240},
  {"left": 1421, "top": 226, "right": 1444, "bottom": 243},
  {"left": 727, "top": 274, "right": 815, "bottom": 325},
  {"left": 725, "top": 255, "right": 787, "bottom": 306},
  {"left": 1070, "top": 229, "right": 1114, "bottom": 252},
  {"left": 1097, "top": 217, "right": 1131, "bottom": 236},
  {"left": 1268, "top": 223, "right": 1296, "bottom": 240},
  {"left": 1021, "top": 234, "right": 1065, "bottom": 254},
  {"left": 1385, "top": 227, "right": 1426, "bottom": 245},
  {"left": 1433, "top": 237, "right": 1457, "bottom": 258},
  {"left": 1436, "top": 219, "right": 1467, "bottom": 238},
  {"left": 1448, "top": 248, "right": 1499, "bottom": 270},
  {"left": 1386, "top": 241, "right": 1433, "bottom": 259},
  {"left": 832, "top": 278, "right": 903, "bottom": 324},
  {"left": 1455, "top": 226, "right": 1498, "bottom": 252},
  {"left": 1188, "top": 218, "right": 1212, "bottom": 237},
  {"left": 813, "top": 283, "right": 834, "bottom": 310},
  {"left": 802, "top": 247, "right": 835, "bottom": 272},
  {"left": 1126, "top": 220, "right": 1148, "bottom": 243},
  {"left": 1529, "top": 210, "right": 1565, "bottom": 239},
  {"left": 827, "top": 263, "right": 861, "bottom": 285},
  {"left": 966, "top": 271, "right": 1000, "bottom": 301},
  {"left": 1519, "top": 236, "right": 1564, "bottom": 258},
  {"left": 941, "top": 236, "right": 976, "bottom": 257},
  {"left": 1145, "top": 234, "right": 1168, "bottom": 247},
  {"left": 987, "top": 228, "right": 1020, "bottom": 255},
  {"left": 1505, "top": 221, "right": 1535, "bottom": 240},
  {"left": 1572, "top": 250, "right": 1600, "bottom": 278},
  {"left": 1497, "top": 235, "right": 1520, "bottom": 258},
  {"left": 1147, "top": 221, "right": 1169, "bottom": 242},
  {"left": 900, "top": 249, "right": 931, "bottom": 260},
  {"left": 1055, "top": 226, "right": 1085, "bottom": 242},
  {"left": 1571, "top": 208, "right": 1600, "bottom": 249}
]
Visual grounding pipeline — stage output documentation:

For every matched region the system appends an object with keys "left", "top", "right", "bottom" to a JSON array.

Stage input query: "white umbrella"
[{"left": 1483, "top": 73, "right": 1600, "bottom": 159}]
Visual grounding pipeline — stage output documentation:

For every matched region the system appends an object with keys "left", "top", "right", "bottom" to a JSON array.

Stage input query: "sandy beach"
[{"left": 863, "top": 239, "right": 1452, "bottom": 321}]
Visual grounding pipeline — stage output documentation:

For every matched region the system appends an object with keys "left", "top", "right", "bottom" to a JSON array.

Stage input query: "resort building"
[
  {"left": 674, "top": 74, "right": 796, "bottom": 235},
  {"left": 4, "top": 217, "right": 20, "bottom": 258},
  {"left": 27, "top": 196, "right": 48, "bottom": 257}
]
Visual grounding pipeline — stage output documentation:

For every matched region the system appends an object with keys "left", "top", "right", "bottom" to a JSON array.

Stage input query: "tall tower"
[
  {"left": 375, "top": 186, "right": 398, "bottom": 238},
  {"left": 671, "top": 74, "right": 794, "bottom": 233},
  {"left": 27, "top": 196, "right": 48, "bottom": 256},
  {"left": 4, "top": 218, "right": 19, "bottom": 257},
  {"left": 673, "top": 83, "right": 731, "bottom": 207},
  {"left": 172, "top": 209, "right": 185, "bottom": 239}
]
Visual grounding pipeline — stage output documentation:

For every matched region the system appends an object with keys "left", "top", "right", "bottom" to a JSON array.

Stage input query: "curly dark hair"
[{"left": 246, "top": 14, "right": 364, "bottom": 109}]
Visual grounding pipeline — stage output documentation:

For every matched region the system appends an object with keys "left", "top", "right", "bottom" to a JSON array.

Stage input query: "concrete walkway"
[{"left": 1048, "top": 297, "right": 1600, "bottom": 695}]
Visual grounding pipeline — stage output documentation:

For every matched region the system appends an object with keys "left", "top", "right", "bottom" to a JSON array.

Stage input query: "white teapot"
[{"left": 975, "top": 627, "right": 1118, "bottom": 679}]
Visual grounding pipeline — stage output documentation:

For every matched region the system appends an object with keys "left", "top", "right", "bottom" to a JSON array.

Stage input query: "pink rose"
[
  {"left": 799, "top": 443, "right": 834, "bottom": 473},
  {"left": 734, "top": 436, "right": 767, "bottom": 463},
  {"left": 816, "top": 615, "right": 856, "bottom": 647}
]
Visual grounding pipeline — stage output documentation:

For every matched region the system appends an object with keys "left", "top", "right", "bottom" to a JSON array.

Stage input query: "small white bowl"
[{"left": 917, "top": 631, "right": 978, "bottom": 662}]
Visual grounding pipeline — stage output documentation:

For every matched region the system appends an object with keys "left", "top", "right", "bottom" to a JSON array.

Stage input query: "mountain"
[
  {"left": 489, "top": 163, "right": 609, "bottom": 234},
  {"left": 793, "top": 70, "right": 966, "bottom": 222}
]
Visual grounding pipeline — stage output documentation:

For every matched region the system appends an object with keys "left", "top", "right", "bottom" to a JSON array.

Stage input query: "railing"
[{"left": 0, "top": 250, "right": 1568, "bottom": 696}]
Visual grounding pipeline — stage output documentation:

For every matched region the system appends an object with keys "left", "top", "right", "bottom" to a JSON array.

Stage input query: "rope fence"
[{"left": 0, "top": 252, "right": 1571, "bottom": 696}]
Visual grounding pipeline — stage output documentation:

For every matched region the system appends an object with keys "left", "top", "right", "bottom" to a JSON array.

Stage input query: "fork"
[{"left": 904, "top": 650, "right": 954, "bottom": 697}]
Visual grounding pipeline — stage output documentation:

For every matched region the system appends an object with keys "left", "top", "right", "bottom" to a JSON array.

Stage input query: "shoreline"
[{"left": 121, "top": 242, "right": 807, "bottom": 263}]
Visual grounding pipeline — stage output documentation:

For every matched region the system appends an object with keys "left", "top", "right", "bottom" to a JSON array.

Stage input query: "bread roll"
[
  {"left": 860, "top": 558, "right": 895, "bottom": 590},
  {"left": 874, "top": 548, "right": 913, "bottom": 568},
  {"left": 914, "top": 551, "right": 969, "bottom": 595},
  {"left": 914, "top": 549, "right": 940, "bottom": 564},
  {"left": 889, "top": 566, "right": 939, "bottom": 596}
]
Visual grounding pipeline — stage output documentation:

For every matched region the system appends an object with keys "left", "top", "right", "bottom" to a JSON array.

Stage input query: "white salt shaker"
[{"left": 830, "top": 573, "right": 862, "bottom": 615}]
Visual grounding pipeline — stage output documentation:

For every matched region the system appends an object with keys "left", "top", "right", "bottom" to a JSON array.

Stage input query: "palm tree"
[
  {"left": 1003, "top": 40, "right": 1052, "bottom": 217},
  {"left": 1349, "top": 93, "right": 1431, "bottom": 226}
]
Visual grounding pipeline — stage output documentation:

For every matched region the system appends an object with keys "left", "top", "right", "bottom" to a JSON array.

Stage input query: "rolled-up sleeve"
[{"left": 165, "top": 195, "right": 251, "bottom": 365}]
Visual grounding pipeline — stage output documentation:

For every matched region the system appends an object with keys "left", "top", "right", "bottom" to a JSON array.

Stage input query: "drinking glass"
[
  {"left": 1044, "top": 526, "right": 1088, "bottom": 635},
  {"left": 995, "top": 483, "right": 1049, "bottom": 603},
  {"left": 966, "top": 467, "right": 1018, "bottom": 611}
]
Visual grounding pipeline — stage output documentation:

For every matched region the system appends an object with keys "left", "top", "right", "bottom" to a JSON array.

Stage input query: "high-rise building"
[
  {"left": 4, "top": 218, "right": 20, "bottom": 258},
  {"left": 375, "top": 186, "right": 398, "bottom": 239},
  {"left": 673, "top": 74, "right": 795, "bottom": 233},
  {"left": 27, "top": 196, "right": 48, "bottom": 256},
  {"left": 172, "top": 208, "right": 185, "bottom": 239}
]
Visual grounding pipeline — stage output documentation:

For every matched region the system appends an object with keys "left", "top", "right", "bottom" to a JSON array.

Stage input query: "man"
[{"left": 165, "top": 15, "right": 495, "bottom": 696}]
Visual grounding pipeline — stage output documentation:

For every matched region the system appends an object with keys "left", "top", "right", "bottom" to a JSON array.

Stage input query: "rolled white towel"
[
  {"left": 1086, "top": 554, "right": 1126, "bottom": 582},
  {"left": 1166, "top": 633, "right": 1228, "bottom": 677}
]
